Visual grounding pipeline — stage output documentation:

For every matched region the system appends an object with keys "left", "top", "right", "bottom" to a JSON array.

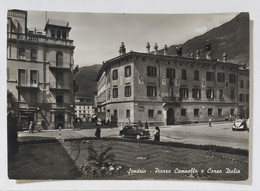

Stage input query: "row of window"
[
  {"left": 76, "top": 106, "right": 95, "bottom": 110},
  {"left": 77, "top": 110, "right": 94, "bottom": 114},
  {"left": 239, "top": 80, "right": 249, "bottom": 89},
  {"left": 18, "top": 69, "right": 38, "bottom": 86},
  {"left": 115, "top": 108, "right": 235, "bottom": 119},
  {"left": 111, "top": 66, "right": 239, "bottom": 83},
  {"left": 50, "top": 29, "right": 67, "bottom": 39}
]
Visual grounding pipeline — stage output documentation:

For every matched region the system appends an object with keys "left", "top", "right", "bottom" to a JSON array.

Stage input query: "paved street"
[{"left": 18, "top": 122, "right": 249, "bottom": 150}]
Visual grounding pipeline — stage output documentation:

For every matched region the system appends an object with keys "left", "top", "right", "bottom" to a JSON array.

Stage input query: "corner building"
[
  {"left": 96, "top": 47, "right": 249, "bottom": 126},
  {"left": 7, "top": 10, "right": 75, "bottom": 130}
]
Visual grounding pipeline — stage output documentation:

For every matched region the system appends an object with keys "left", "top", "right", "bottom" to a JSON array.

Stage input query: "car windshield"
[
  {"left": 127, "top": 125, "right": 143, "bottom": 130},
  {"left": 235, "top": 119, "right": 243, "bottom": 122}
]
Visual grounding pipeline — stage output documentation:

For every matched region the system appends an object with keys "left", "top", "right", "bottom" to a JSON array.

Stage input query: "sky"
[{"left": 27, "top": 11, "right": 238, "bottom": 67}]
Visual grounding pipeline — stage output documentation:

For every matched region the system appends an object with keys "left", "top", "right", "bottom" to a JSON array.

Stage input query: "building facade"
[
  {"left": 75, "top": 96, "right": 95, "bottom": 121},
  {"left": 96, "top": 43, "right": 249, "bottom": 126},
  {"left": 7, "top": 10, "right": 75, "bottom": 130}
]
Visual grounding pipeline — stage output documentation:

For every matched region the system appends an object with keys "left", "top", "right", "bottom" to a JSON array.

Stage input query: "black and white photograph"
[{"left": 1, "top": 0, "right": 260, "bottom": 190}]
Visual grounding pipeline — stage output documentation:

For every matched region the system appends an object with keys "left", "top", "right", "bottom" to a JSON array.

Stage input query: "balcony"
[
  {"left": 7, "top": 32, "right": 74, "bottom": 46},
  {"left": 49, "top": 61, "right": 71, "bottom": 71},
  {"left": 51, "top": 103, "right": 71, "bottom": 109},
  {"left": 49, "top": 83, "right": 71, "bottom": 92},
  {"left": 16, "top": 81, "right": 39, "bottom": 89},
  {"left": 162, "top": 96, "right": 182, "bottom": 102}
]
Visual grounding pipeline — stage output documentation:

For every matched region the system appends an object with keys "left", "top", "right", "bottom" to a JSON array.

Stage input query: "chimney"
[
  {"left": 222, "top": 52, "right": 227, "bottom": 62},
  {"left": 206, "top": 51, "right": 213, "bottom": 60},
  {"left": 146, "top": 42, "right": 150, "bottom": 53},
  {"left": 189, "top": 52, "right": 194, "bottom": 59},
  {"left": 195, "top": 49, "right": 200, "bottom": 59},
  {"left": 163, "top": 45, "right": 168, "bottom": 55},
  {"left": 205, "top": 40, "right": 212, "bottom": 60},
  {"left": 176, "top": 44, "right": 182, "bottom": 56},
  {"left": 119, "top": 42, "right": 126, "bottom": 55},
  {"left": 154, "top": 43, "right": 158, "bottom": 55}
]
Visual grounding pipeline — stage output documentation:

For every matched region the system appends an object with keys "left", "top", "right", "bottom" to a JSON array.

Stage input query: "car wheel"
[
  {"left": 232, "top": 128, "right": 235, "bottom": 131},
  {"left": 136, "top": 135, "right": 141, "bottom": 140}
]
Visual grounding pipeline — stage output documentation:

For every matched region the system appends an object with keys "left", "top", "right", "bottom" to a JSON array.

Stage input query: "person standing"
[
  {"left": 154, "top": 126, "right": 160, "bottom": 141},
  {"left": 208, "top": 118, "right": 212, "bottom": 127},
  {"left": 29, "top": 121, "right": 34, "bottom": 134},
  {"left": 95, "top": 125, "right": 101, "bottom": 138},
  {"left": 145, "top": 121, "right": 149, "bottom": 130}
]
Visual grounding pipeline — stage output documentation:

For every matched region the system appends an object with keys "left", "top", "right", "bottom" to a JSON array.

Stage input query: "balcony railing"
[
  {"left": 49, "top": 83, "right": 71, "bottom": 91},
  {"left": 17, "top": 81, "right": 39, "bottom": 89},
  {"left": 7, "top": 32, "right": 74, "bottom": 46},
  {"left": 51, "top": 103, "right": 71, "bottom": 109},
  {"left": 162, "top": 96, "right": 182, "bottom": 102},
  {"left": 49, "top": 61, "right": 71, "bottom": 70}
]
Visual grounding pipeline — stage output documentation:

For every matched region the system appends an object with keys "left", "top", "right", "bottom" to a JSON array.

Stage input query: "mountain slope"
[
  {"left": 74, "top": 64, "right": 101, "bottom": 99},
  {"left": 158, "top": 12, "right": 249, "bottom": 65}
]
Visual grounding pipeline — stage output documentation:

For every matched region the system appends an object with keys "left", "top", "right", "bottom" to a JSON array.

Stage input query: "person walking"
[
  {"left": 208, "top": 118, "right": 212, "bottom": 127},
  {"left": 95, "top": 125, "right": 101, "bottom": 138},
  {"left": 154, "top": 126, "right": 160, "bottom": 141}
]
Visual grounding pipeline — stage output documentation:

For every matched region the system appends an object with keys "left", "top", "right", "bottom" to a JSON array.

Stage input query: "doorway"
[
  {"left": 55, "top": 113, "right": 64, "bottom": 129},
  {"left": 167, "top": 108, "right": 175, "bottom": 125}
]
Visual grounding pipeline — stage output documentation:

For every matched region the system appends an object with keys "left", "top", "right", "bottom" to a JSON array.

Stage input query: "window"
[
  {"left": 231, "top": 89, "right": 235, "bottom": 99},
  {"left": 240, "top": 80, "right": 244, "bottom": 88},
  {"left": 18, "top": 48, "right": 25, "bottom": 59},
  {"left": 180, "top": 88, "right": 189, "bottom": 98},
  {"left": 182, "top": 69, "right": 187, "bottom": 80},
  {"left": 51, "top": 29, "right": 55, "bottom": 38},
  {"left": 56, "top": 72, "right": 63, "bottom": 87},
  {"left": 208, "top": 108, "right": 213, "bottom": 116},
  {"left": 57, "top": 30, "right": 61, "bottom": 38},
  {"left": 56, "top": 51, "right": 63, "bottom": 67},
  {"left": 206, "top": 89, "right": 214, "bottom": 99},
  {"left": 166, "top": 68, "right": 175, "bottom": 79},
  {"left": 147, "top": 66, "right": 157, "bottom": 77},
  {"left": 194, "top": 70, "right": 199, "bottom": 81},
  {"left": 62, "top": 31, "right": 66, "bottom": 39},
  {"left": 229, "top": 74, "right": 236, "bottom": 83},
  {"left": 181, "top": 109, "right": 186, "bottom": 116},
  {"left": 157, "top": 110, "right": 162, "bottom": 114},
  {"left": 30, "top": 70, "right": 38, "bottom": 85},
  {"left": 56, "top": 95, "right": 63, "bottom": 104},
  {"left": 194, "top": 109, "right": 199, "bottom": 117},
  {"left": 112, "top": 69, "right": 118, "bottom": 80},
  {"left": 206, "top": 72, "right": 214, "bottom": 81},
  {"left": 218, "top": 108, "right": 223, "bottom": 116},
  {"left": 126, "top": 110, "right": 130, "bottom": 118},
  {"left": 192, "top": 88, "right": 201, "bottom": 98},
  {"left": 239, "top": 94, "right": 244, "bottom": 102},
  {"left": 246, "top": 94, "right": 249, "bottom": 102},
  {"left": 231, "top": 108, "right": 235, "bottom": 115},
  {"left": 147, "top": 86, "right": 157, "bottom": 97},
  {"left": 148, "top": 110, "right": 154, "bottom": 118},
  {"left": 31, "top": 49, "right": 37, "bottom": 61},
  {"left": 113, "top": 88, "right": 118, "bottom": 98},
  {"left": 18, "top": 69, "right": 26, "bottom": 86},
  {"left": 125, "top": 66, "right": 131, "bottom": 77},
  {"left": 219, "top": 89, "right": 223, "bottom": 99},
  {"left": 217, "top": 73, "right": 225, "bottom": 82},
  {"left": 125, "top": 86, "right": 131, "bottom": 97}
]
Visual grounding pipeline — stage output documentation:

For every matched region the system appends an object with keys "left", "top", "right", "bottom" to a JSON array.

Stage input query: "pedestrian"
[
  {"left": 127, "top": 118, "right": 131, "bottom": 124},
  {"left": 145, "top": 121, "right": 149, "bottom": 130},
  {"left": 208, "top": 118, "right": 212, "bottom": 127},
  {"left": 154, "top": 126, "right": 160, "bottom": 141},
  {"left": 95, "top": 125, "right": 101, "bottom": 138},
  {"left": 29, "top": 121, "right": 34, "bottom": 133}
]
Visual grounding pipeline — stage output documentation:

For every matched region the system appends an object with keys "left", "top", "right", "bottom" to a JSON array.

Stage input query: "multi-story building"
[
  {"left": 96, "top": 43, "right": 249, "bottom": 126},
  {"left": 75, "top": 96, "right": 95, "bottom": 121},
  {"left": 7, "top": 10, "right": 75, "bottom": 130}
]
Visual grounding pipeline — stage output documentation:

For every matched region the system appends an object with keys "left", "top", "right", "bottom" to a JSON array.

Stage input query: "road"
[{"left": 18, "top": 122, "right": 249, "bottom": 150}]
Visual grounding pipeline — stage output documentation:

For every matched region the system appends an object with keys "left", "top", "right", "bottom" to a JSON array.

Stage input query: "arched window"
[
  {"left": 62, "top": 31, "right": 66, "bottom": 39},
  {"left": 31, "top": 49, "right": 37, "bottom": 61},
  {"left": 51, "top": 29, "right": 55, "bottom": 38},
  {"left": 56, "top": 51, "right": 63, "bottom": 67},
  {"left": 57, "top": 30, "right": 61, "bottom": 39},
  {"left": 18, "top": 48, "right": 25, "bottom": 59}
]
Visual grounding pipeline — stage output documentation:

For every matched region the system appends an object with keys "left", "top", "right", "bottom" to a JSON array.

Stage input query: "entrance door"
[
  {"left": 167, "top": 108, "right": 175, "bottom": 125},
  {"left": 55, "top": 113, "right": 65, "bottom": 129}
]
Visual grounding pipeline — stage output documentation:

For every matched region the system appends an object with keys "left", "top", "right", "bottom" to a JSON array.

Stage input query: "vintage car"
[
  {"left": 119, "top": 124, "right": 150, "bottom": 139},
  {"left": 232, "top": 119, "right": 249, "bottom": 131}
]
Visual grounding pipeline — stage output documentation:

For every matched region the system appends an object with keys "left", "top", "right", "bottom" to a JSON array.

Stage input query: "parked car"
[
  {"left": 232, "top": 118, "right": 248, "bottom": 131},
  {"left": 119, "top": 124, "right": 150, "bottom": 139}
]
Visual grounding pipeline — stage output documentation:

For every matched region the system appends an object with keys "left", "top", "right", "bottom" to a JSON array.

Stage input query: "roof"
[
  {"left": 44, "top": 19, "right": 71, "bottom": 31},
  {"left": 96, "top": 51, "right": 244, "bottom": 82}
]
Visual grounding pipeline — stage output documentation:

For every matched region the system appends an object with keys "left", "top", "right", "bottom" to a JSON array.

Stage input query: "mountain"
[
  {"left": 74, "top": 64, "right": 101, "bottom": 100},
  {"left": 158, "top": 12, "right": 249, "bottom": 65}
]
